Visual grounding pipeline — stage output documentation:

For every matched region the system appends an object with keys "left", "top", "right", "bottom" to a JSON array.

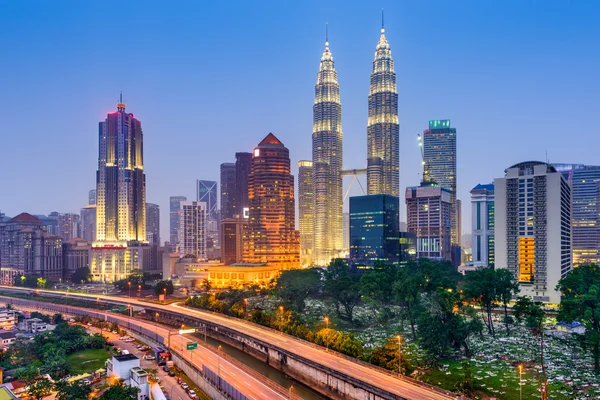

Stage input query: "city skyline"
[{"left": 1, "top": 1, "right": 599, "bottom": 243}]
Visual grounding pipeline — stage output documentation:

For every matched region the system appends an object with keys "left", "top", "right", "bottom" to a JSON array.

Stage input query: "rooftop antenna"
[
  {"left": 381, "top": 8, "right": 384, "bottom": 33},
  {"left": 326, "top": 22, "right": 329, "bottom": 46},
  {"left": 120, "top": 90, "right": 122, "bottom": 104}
]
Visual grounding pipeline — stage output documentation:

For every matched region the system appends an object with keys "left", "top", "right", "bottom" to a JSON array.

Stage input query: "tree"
[
  {"left": 323, "top": 259, "right": 361, "bottom": 322},
  {"left": 360, "top": 266, "right": 397, "bottom": 324},
  {"left": 146, "top": 368, "right": 159, "bottom": 383},
  {"left": 154, "top": 280, "right": 174, "bottom": 296},
  {"left": 275, "top": 269, "right": 321, "bottom": 312},
  {"left": 393, "top": 265, "right": 424, "bottom": 339},
  {"left": 557, "top": 264, "right": 600, "bottom": 374},
  {"left": 100, "top": 380, "right": 139, "bottom": 399},
  {"left": 464, "top": 267, "right": 498, "bottom": 336},
  {"left": 55, "top": 380, "right": 92, "bottom": 400},
  {"left": 26, "top": 378, "right": 53, "bottom": 400},
  {"left": 369, "top": 338, "right": 406, "bottom": 374},
  {"left": 14, "top": 274, "right": 40, "bottom": 288},
  {"left": 496, "top": 268, "right": 519, "bottom": 335},
  {"left": 53, "top": 313, "right": 63, "bottom": 324},
  {"left": 71, "top": 267, "right": 91, "bottom": 284}
]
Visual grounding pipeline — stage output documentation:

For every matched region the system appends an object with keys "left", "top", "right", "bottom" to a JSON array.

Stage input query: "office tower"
[
  {"left": 146, "top": 203, "right": 160, "bottom": 245},
  {"left": 221, "top": 215, "right": 247, "bottom": 265},
  {"left": 169, "top": 196, "right": 187, "bottom": 249},
  {"left": 235, "top": 152, "right": 252, "bottom": 216},
  {"left": 495, "top": 161, "right": 572, "bottom": 305},
  {"left": 470, "top": 184, "right": 495, "bottom": 267},
  {"left": 91, "top": 95, "right": 148, "bottom": 281},
  {"left": 57, "top": 213, "right": 81, "bottom": 241},
  {"left": 80, "top": 204, "right": 96, "bottom": 242},
  {"left": 196, "top": 180, "right": 218, "bottom": 219},
  {"left": 349, "top": 195, "right": 400, "bottom": 267},
  {"left": 179, "top": 201, "right": 207, "bottom": 260},
  {"left": 243, "top": 133, "right": 300, "bottom": 269},
  {"left": 399, "top": 232, "right": 417, "bottom": 263},
  {"left": 367, "top": 22, "right": 399, "bottom": 197},
  {"left": 297, "top": 160, "right": 314, "bottom": 266},
  {"left": 220, "top": 163, "right": 236, "bottom": 220},
  {"left": 405, "top": 183, "right": 453, "bottom": 261},
  {"left": 89, "top": 189, "right": 97, "bottom": 205},
  {"left": 553, "top": 163, "right": 600, "bottom": 265},
  {"left": 423, "top": 120, "right": 459, "bottom": 245},
  {"left": 312, "top": 31, "right": 343, "bottom": 266},
  {"left": 63, "top": 238, "right": 91, "bottom": 282}
]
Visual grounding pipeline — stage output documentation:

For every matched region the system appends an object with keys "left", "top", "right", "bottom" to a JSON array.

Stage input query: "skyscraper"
[
  {"left": 495, "top": 161, "right": 572, "bottom": 305},
  {"left": 91, "top": 95, "right": 148, "bottom": 281},
  {"left": 179, "top": 201, "right": 207, "bottom": 260},
  {"left": 243, "top": 133, "right": 299, "bottom": 269},
  {"left": 367, "top": 21, "right": 399, "bottom": 197},
  {"left": 405, "top": 183, "right": 453, "bottom": 261},
  {"left": 221, "top": 215, "right": 247, "bottom": 265},
  {"left": 169, "top": 196, "right": 187, "bottom": 249},
  {"left": 297, "top": 160, "right": 314, "bottom": 266},
  {"left": 57, "top": 213, "right": 81, "bottom": 241},
  {"left": 349, "top": 194, "right": 400, "bottom": 267},
  {"left": 80, "top": 205, "right": 96, "bottom": 243},
  {"left": 312, "top": 30, "right": 343, "bottom": 266},
  {"left": 88, "top": 189, "right": 96, "bottom": 205},
  {"left": 423, "top": 120, "right": 459, "bottom": 246},
  {"left": 196, "top": 180, "right": 217, "bottom": 219},
  {"left": 220, "top": 163, "right": 236, "bottom": 220},
  {"left": 553, "top": 163, "right": 600, "bottom": 265},
  {"left": 145, "top": 203, "right": 160, "bottom": 245},
  {"left": 235, "top": 152, "right": 252, "bottom": 216},
  {"left": 470, "top": 184, "right": 495, "bottom": 267}
]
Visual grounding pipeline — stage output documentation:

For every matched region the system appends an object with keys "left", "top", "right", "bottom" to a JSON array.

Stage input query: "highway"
[{"left": 0, "top": 286, "right": 457, "bottom": 400}]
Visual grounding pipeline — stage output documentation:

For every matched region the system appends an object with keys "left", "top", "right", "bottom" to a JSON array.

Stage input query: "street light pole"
[
  {"left": 279, "top": 306, "right": 284, "bottom": 334},
  {"left": 396, "top": 335, "right": 402, "bottom": 376},
  {"left": 289, "top": 384, "right": 294, "bottom": 400},
  {"left": 324, "top": 316, "right": 329, "bottom": 352},
  {"left": 518, "top": 364, "right": 523, "bottom": 400},
  {"left": 155, "top": 312, "right": 159, "bottom": 342},
  {"left": 217, "top": 345, "right": 222, "bottom": 388},
  {"left": 128, "top": 281, "right": 131, "bottom": 298}
]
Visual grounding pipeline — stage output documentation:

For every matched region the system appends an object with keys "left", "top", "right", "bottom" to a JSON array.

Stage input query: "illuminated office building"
[
  {"left": 235, "top": 152, "right": 252, "bottom": 216},
  {"left": 145, "top": 203, "right": 160, "bottom": 245},
  {"left": 197, "top": 180, "right": 217, "bottom": 219},
  {"left": 312, "top": 31, "right": 343, "bottom": 266},
  {"left": 91, "top": 95, "right": 148, "bottom": 281},
  {"left": 367, "top": 22, "right": 399, "bottom": 197},
  {"left": 470, "top": 183, "right": 494, "bottom": 267},
  {"left": 553, "top": 163, "right": 600, "bottom": 265},
  {"left": 297, "top": 160, "right": 314, "bottom": 265},
  {"left": 179, "top": 201, "right": 207, "bottom": 260},
  {"left": 495, "top": 161, "right": 571, "bottom": 305},
  {"left": 243, "top": 133, "right": 299, "bottom": 269},
  {"left": 221, "top": 215, "right": 247, "bottom": 265},
  {"left": 220, "top": 163, "right": 236, "bottom": 219},
  {"left": 169, "top": 196, "right": 187, "bottom": 249}
]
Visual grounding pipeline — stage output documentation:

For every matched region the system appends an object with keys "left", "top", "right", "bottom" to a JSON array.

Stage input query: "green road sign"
[{"left": 186, "top": 342, "right": 198, "bottom": 350}]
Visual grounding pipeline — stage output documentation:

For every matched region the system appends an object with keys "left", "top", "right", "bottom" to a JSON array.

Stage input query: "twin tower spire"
[{"left": 303, "top": 15, "right": 399, "bottom": 266}]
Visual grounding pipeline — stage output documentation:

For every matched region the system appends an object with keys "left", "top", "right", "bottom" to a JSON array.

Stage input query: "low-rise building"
[
  {"left": 105, "top": 354, "right": 149, "bottom": 400},
  {"left": 0, "top": 309, "right": 18, "bottom": 330},
  {"left": 18, "top": 318, "right": 47, "bottom": 333},
  {"left": 0, "top": 332, "right": 16, "bottom": 346},
  {"left": 174, "top": 259, "right": 279, "bottom": 288}
]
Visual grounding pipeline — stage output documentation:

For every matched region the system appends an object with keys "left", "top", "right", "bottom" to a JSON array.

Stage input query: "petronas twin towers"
[{"left": 299, "top": 21, "right": 399, "bottom": 266}]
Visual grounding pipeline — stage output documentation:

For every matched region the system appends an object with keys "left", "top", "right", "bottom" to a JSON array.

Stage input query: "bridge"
[{"left": 0, "top": 286, "right": 460, "bottom": 400}]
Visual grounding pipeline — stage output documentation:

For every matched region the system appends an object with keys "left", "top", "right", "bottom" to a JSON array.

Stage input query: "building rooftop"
[
  {"left": 0, "top": 332, "right": 16, "bottom": 340},
  {"left": 471, "top": 183, "right": 494, "bottom": 193},
  {"left": 114, "top": 354, "right": 139, "bottom": 362},
  {"left": 7, "top": 213, "right": 41, "bottom": 224},
  {"left": 258, "top": 132, "right": 284, "bottom": 147},
  {"left": 130, "top": 367, "right": 147, "bottom": 377}
]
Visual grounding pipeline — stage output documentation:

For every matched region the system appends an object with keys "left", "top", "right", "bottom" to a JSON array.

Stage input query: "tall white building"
[
  {"left": 470, "top": 184, "right": 494, "bottom": 267},
  {"left": 495, "top": 162, "right": 572, "bottom": 305},
  {"left": 179, "top": 201, "right": 207, "bottom": 260}
]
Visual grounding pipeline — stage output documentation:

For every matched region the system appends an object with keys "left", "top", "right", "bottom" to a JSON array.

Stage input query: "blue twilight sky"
[{"left": 1, "top": 0, "right": 599, "bottom": 243}]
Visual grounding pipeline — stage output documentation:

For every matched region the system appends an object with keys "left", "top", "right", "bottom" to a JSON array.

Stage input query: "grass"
[{"left": 67, "top": 348, "right": 111, "bottom": 375}]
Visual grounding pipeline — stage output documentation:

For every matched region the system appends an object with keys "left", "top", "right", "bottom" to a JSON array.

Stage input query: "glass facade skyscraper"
[
  {"left": 169, "top": 196, "right": 187, "bottom": 248},
  {"left": 367, "top": 24, "right": 399, "bottom": 197},
  {"left": 349, "top": 195, "right": 400, "bottom": 267},
  {"left": 312, "top": 32, "right": 343, "bottom": 266},
  {"left": 196, "top": 180, "right": 218, "bottom": 219},
  {"left": 220, "top": 163, "right": 236, "bottom": 219}
]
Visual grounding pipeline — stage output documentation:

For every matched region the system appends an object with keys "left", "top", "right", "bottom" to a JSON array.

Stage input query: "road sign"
[{"left": 186, "top": 342, "right": 198, "bottom": 350}]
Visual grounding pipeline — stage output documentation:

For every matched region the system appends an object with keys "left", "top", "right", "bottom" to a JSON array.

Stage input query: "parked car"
[
  {"left": 112, "top": 330, "right": 118, "bottom": 334},
  {"left": 158, "top": 361, "right": 166, "bottom": 366},
  {"left": 163, "top": 366, "right": 170, "bottom": 373},
  {"left": 119, "top": 336, "right": 129, "bottom": 340},
  {"left": 188, "top": 390, "right": 196, "bottom": 398},
  {"left": 168, "top": 370, "right": 176, "bottom": 377},
  {"left": 181, "top": 383, "right": 188, "bottom": 391},
  {"left": 144, "top": 355, "right": 156, "bottom": 360}
]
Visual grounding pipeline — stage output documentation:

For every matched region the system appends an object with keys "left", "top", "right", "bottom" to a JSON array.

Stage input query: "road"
[{"left": 1, "top": 286, "right": 457, "bottom": 400}]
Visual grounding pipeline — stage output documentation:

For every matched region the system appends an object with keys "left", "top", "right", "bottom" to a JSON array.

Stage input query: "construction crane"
[{"left": 417, "top": 134, "right": 433, "bottom": 184}]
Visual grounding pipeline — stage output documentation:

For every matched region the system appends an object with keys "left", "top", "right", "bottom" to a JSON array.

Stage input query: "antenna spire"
[
  {"left": 119, "top": 90, "right": 123, "bottom": 104},
  {"left": 325, "top": 22, "right": 329, "bottom": 46},
  {"left": 381, "top": 8, "right": 385, "bottom": 33},
  {"left": 117, "top": 90, "right": 126, "bottom": 110}
]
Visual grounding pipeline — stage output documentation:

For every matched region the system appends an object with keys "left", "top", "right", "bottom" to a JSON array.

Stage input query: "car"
[
  {"left": 181, "top": 383, "right": 188, "bottom": 390},
  {"left": 119, "top": 336, "right": 129, "bottom": 340},
  {"left": 81, "top": 379, "right": 90, "bottom": 385},
  {"left": 158, "top": 361, "right": 166, "bottom": 366},
  {"left": 125, "top": 338, "right": 135, "bottom": 342},
  {"left": 188, "top": 390, "right": 196, "bottom": 398},
  {"left": 163, "top": 366, "right": 170, "bottom": 372},
  {"left": 144, "top": 355, "right": 155, "bottom": 360},
  {"left": 168, "top": 370, "right": 176, "bottom": 377}
]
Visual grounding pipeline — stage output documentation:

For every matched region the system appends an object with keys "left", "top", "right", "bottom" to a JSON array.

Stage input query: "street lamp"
[
  {"left": 243, "top": 298, "right": 248, "bottom": 317},
  {"left": 138, "top": 284, "right": 141, "bottom": 297},
  {"left": 289, "top": 384, "right": 294, "bottom": 400},
  {"left": 128, "top": 281, "right": 131, "bottom": 298},
  {"left": 163, "top": 288, "right": 167, "bottom": 303},
  {"left": 518, "top": 364, "right": 523, "bottom": 400},
  {"left": 217, "top": 345, "right": 222, "bottom": 388},
  {"left": 324, "top": 316, "right": 330, "bottom": 352},
  {"left": 396, "top": 335, "right": 403, "bottom": 376},
  {"left": 278, "top": 305, "right": 284, "bottom": 334},
  {"left": 155, "top": 312, "right": 159, "bottom": 342}
]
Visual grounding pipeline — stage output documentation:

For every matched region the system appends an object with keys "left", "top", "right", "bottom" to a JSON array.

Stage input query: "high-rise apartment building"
[
  {"left": 91, "top": 96, "right": 148, "bottom": 281},
  {"left": 221, "top": 215, "right": 247, "bottom": 265},
  {"left": 235, "top": 152, "right": 252, "bottom": 216},
  {"left": 80, "top": 205, "right": 96, "bottom": 243},
  {"left": 349, "top": 195, "right": 400, "bottom": 267},
  {"left": 367, "top": 23, "right": 399, "bottom": 197},
  {"left": 57, "top": 213, "right": 81, "bottom": 241},
  {"left": 495, "top": 161, "right": 572, "bottom": 305},
  {"left": 220, "top": 163, "right": 236, "bottom": 220},
  {"left": 297, "top": 160, "right": 314, "bottom": 266},
  {"left": 145, "top": 203, "right": 160, "bottom": 245},
  {"left": 553, "top": 163, "right": 600, "bottom": 265},
  {"left": 169, "top": 196, "right": 187, "bottom": 249},
  {"left": 405, "top": 183, "right": 453, "bottom": 261},
  {"left": 89, "top": 189, "right": 96, "bottom": 205},
  {"left": 312, "top": 33, "right": 343, "bottom": 266},
  {"left": 196, "top": 180, "right": 217, "bottom": 219},
  {"left": 470, "top": 183, "right": 494, "bottom": 267},
  {"left": 179, "top": 201, "right": 207, "bottom": 260},
  {"left": 243, "top": 133, "right": 300, "bottom": 269},
  {"left": 423, "top": 120, "right": 460, "bottom": 246}
]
